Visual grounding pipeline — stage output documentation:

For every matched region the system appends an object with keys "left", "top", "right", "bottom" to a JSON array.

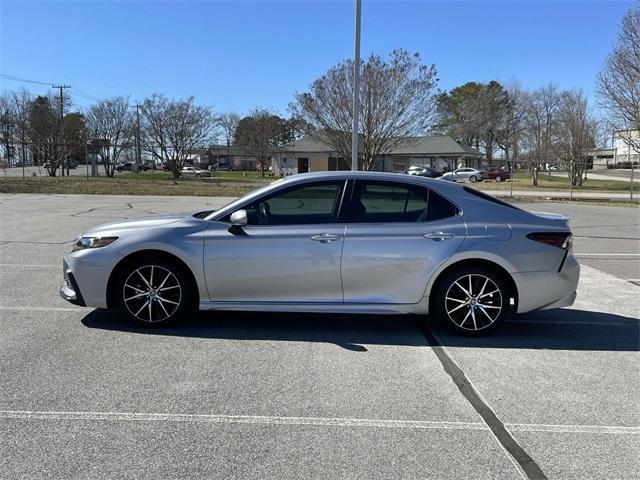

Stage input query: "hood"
[
  {"left": 530, "top": 211, "right": 571, "bottom": 227},
  {"left": 84, "top": 213, "right": 188, "bottom": 235}
]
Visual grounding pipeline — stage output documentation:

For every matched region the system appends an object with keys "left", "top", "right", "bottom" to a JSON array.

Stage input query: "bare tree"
[
  {"left": 597, "top": 4, "right": 640, "bottom": 153},
  {"left": 217, "top": 112, "right": 240, "bottom": 148},
  {"left": 556, "top": 90, "right": 598, "bottom": 186},
  {"left": 0, "top": 89, "right": 32, "bottom": 166},
  {"left": 85, "top": 96, "right": 133, "bottom": 177},
  {"left": 293, "top": 49, "right": 438, "bottom": 170},
  {"left": 521, "top": 84, "right": 562, "bottom": 185},
  {"left": 139, "top": 94, "right": 216, "bottom": 179},
  {"left": 496, "top": 82, "right": 527, "bottom": 165}
]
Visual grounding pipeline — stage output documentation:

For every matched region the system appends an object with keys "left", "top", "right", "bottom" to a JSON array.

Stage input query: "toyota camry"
[{"left": 60, "top": 171, "right": 579, "bottom": 336}]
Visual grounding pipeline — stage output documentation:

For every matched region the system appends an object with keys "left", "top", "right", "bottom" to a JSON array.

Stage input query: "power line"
[
  {"left": 1, "top": 73, "right": 100, "bottom": 103},
  {"left": 0, "top": 73, "right": 53, "bottom": 86},
  {"left": 73, "top": 87, "right": 100, "bottom": 102}
]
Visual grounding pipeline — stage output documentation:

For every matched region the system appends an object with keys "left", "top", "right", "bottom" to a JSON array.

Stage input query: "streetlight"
[{"left": 351, "top": 0, "right": 361, "bottom": 171}]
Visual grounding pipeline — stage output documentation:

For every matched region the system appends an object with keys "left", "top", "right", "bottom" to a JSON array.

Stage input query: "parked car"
[
  {"left": 209, "top": 160, "right": 234, "bottom": 171},
  {"left": 403, "top": 165, "right": 442, "bottom": 178},
  {"left": 483, "top": 167, "right": 511, "bottom": 182},
  {"left": 438, "top": 168, "right": 486, "bottom": 182},
  {"left": 60, "top": 171, "right": 579, "bottom": 336},
  {"left": 116, "top": 162, "right": 150, "bottom": 172},
  {"left": 180, "top": 166, "right": 211, "bottom": 177},
  {"left": 64, "top": 159, "right": 79, "bottom": 169}
]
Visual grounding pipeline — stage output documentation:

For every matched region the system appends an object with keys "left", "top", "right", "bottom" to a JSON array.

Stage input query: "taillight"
[{"left": 527, "top": 232, "right": 572, "bottom": 249}]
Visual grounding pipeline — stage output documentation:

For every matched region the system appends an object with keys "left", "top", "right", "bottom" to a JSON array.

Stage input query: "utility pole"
[
  {"left": 135, "top": 104, "right": 142, "bottom": 167},
  {"left": 53, "top": 84, "right": 70, "bottom": 176},
  {"left": 351, "top": 0, "right": 361, "bottom": 171}
]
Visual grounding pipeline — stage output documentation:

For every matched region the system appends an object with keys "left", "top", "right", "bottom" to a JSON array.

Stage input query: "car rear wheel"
[
  {"left": 115, "top": 257, "right": 193, "bottom": 326},
  {"left": 434, "top": 266, "right": 510, "bottom": 336},
  {"left": 469, "top": 175, "right": 477, "bottom": 182},
  {"left": 495, "top": 175, "right": 502, "bottom": 182}
]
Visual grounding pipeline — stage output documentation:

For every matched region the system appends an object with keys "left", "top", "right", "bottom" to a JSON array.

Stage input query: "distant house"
[{"left": 272, "top": 133, "right": 483, "bottom": 176}]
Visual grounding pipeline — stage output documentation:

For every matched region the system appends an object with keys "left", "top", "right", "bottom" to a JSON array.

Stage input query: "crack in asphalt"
[{"left": 418, "top": 324, "right": 547, "bottom": 480}]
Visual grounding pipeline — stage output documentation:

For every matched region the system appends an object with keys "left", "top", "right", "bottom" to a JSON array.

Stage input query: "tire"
[
  {"left": 495, "top": 176, "right": 502, "bottom": 182},
  {"left": 433, "top": 266, "right": 511, "bottom": 336},
  {"left": 115, "top": 256, "right": 195, "bottom": 327},
  {"left": 196, "top": 173, "right": 201, "bottom": 178},
  {"left": 469, "top": 175, "right": 477, "bottom": 182}
]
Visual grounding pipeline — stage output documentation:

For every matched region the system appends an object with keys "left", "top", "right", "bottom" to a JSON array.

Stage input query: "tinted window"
[
  {"left": 348, "top": 181, "right": 459, "bottom": 223},
  {"left": 243, "top": 181, "right": 344, "bottom": 225}
]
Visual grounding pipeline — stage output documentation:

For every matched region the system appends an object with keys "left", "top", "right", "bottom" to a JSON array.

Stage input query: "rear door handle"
[
  {"left": 310, "top": 233, "right": 342, "bottom": 243},
  {"left": 424, "top": 231, "right": 454, "bottom": 241}
]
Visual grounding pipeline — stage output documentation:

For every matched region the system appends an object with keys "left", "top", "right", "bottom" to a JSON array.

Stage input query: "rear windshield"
[{"left": 463, "top": 187, "right": 523, "bottom": 211}]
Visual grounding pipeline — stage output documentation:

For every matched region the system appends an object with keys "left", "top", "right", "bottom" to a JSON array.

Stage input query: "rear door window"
[{"left": 346, "top": 181, "right": 459, "bottom": 223}]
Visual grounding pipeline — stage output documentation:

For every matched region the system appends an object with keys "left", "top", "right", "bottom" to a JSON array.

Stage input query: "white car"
[
  {"left": 439, "top": 168, "right": 485, "bottom": 182},
  {"left": 180, "top": 166, "right": 211, "bottom": 178}
]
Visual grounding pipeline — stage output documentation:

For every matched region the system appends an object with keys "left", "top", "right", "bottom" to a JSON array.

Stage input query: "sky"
[{"left": 0, "top": 0, "right": 635, "bottom": 119}]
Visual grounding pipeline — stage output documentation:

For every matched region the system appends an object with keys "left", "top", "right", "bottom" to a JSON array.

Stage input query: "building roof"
[{"left": 283, "top": 133, "right": 481, "bottom": 157}]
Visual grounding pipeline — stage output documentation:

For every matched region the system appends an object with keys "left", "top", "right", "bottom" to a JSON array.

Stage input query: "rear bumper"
[{"left": 512, "top": 254, "right": 580, "bottom": 313}]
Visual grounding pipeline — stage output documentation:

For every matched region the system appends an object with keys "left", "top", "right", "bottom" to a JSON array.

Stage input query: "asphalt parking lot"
[{"left": 0, "top": 193, "right": 638, "bottom": 479}]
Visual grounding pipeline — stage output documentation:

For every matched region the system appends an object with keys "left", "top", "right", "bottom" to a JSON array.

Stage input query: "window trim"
[{"left": 218, "top": 179, "right": 349, "bottom": 226}]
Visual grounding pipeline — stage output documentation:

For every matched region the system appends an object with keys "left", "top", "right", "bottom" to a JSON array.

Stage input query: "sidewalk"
[{"left": 486, "top": 189, "right": 637, "bottom": 202}]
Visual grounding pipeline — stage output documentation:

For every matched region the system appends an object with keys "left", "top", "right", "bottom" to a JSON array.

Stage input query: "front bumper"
[{"left": 59, "top": 259, "right": 86, "bottom": 306}]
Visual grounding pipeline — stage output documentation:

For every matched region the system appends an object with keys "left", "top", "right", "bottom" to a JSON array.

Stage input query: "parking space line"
[
  {"left": 0, "top": 264, "right": 58, "bottom": 268},
  {"left": 0, "top": 409, "right": 488, "bottom": 431},
  {"left": 506, "top": 423, "right": 640, "bottom": 435},
  {"left": 575, "top": 253, "right": 640, "bottom": 258},
  {"left": 0, "top": 306, "right": 89, "bottom": 312}
]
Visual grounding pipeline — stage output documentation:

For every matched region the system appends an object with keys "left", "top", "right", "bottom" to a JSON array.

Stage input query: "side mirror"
[{"left": 230, "top": 209, "right": 248, "bottom": 227}]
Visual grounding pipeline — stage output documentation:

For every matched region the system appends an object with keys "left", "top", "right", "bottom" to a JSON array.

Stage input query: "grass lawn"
[
  {"left": 478, "top": 172, "right": 634, "bottom": 192},
  {"left": 0, "top": 175, "right": 265, "bottom": 197}
]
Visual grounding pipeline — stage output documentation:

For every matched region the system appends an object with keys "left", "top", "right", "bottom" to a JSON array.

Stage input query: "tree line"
[{"left": 1, "top": 3, "right": 637, "bottom": 185}]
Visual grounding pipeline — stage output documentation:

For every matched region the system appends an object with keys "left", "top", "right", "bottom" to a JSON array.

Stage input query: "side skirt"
[{"left": 199, "top": 299, "right": 430, "bottom": 315}]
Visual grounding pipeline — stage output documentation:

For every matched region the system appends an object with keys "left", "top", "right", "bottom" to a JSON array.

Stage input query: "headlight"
[{"left": 72, "top": 236, "right": 118, "bottom": 251}]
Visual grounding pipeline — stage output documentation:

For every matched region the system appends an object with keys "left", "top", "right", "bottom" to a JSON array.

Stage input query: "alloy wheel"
[
  {"left": 122, "top": 265, "right": 182, "bottom": 323},
  {"left": 444, "top": 274, "right": 502, "bottom": 331}
]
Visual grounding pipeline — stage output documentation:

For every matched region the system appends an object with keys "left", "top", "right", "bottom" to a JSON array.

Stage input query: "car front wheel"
[
  {"left": 495, "top": 176, "right": 502, "bottom": 182},
  {"left": 434, "top": 267, "right": 510, "bottom": 336},
  {"left": 115, "top": 257, "right": 194, "bottom": 326}
]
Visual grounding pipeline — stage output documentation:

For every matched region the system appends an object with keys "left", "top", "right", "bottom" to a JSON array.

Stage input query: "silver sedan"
[{"left": 60, "top": 171, "right": 579, "bottom": 336}]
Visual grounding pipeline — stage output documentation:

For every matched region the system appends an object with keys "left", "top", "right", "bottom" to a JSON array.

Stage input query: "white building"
[{"left": 614, "top": 129, "right": 640, "bottom": 163}]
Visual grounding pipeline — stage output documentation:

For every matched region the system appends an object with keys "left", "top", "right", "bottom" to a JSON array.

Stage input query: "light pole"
[{"left": 351, "top": 0, "right": 361, "bottom": 171}]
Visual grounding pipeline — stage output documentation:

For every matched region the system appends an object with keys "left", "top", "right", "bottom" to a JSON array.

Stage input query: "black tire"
[
  {"left": 495, "top": 176, "right": 502, "bottom": 182},
  {"left": 469, "top": 175, "right": 477, "bottom": 182},
  {"left": 433, "top": 266, "right": 511, "bottom": 336},
  {"left": 115, "top": 256, "right": 195, "bottom": 327}
]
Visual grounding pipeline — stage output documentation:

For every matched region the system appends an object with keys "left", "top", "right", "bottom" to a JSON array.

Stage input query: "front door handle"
[
  {"left": 424, "top": 231, "right": 454, "bottom": 241},
  {"left": 310, "top": 233, "right": 342, "bottom": 243}
]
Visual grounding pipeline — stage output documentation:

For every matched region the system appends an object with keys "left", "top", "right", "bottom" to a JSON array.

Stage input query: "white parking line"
[
  {"left": 506, "top": 423, "right": 640, "bottom": 435},
  {"left": 2, "top": 410, "right": 636, "bottom": 436},
  {"left": 575, "top": 253, "right": 640, "bottom": 257},
  {"left": 0, "top": 264, "right": 58, "bottom": 268},
  {"left": 0, "top": 306, "right": 88, "bottom": 312},
  {"left": 0, "top": 410, "right": 488, "bottom": 431}
]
